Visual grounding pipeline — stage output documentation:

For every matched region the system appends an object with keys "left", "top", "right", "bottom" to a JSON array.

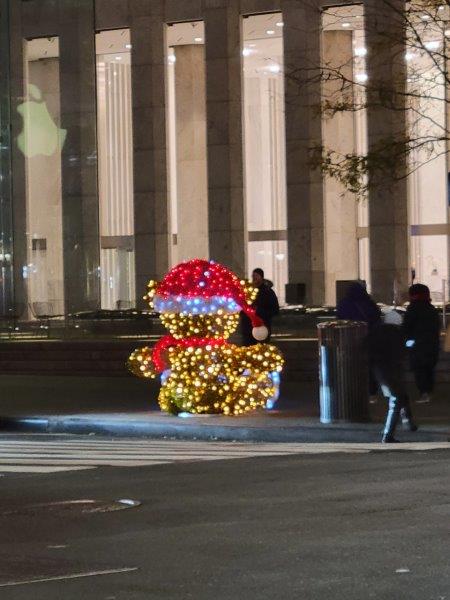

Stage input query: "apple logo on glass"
[{"left": 17, "top": 84, "right": 67, "bottom": 157}]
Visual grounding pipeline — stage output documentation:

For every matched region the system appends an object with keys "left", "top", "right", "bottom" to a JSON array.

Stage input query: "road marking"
[
  {"left": 0, "top": 465, "right": 96, "bottom": 473},
  {"left": 0, "top": 439, "right": 449, "bottom": 476},
  {"left": 0, "top": 567, "right": 138, "bottom": 588}
]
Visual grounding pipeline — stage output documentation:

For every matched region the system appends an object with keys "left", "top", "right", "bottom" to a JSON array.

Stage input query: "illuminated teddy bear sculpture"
[{"left": 128, "top": 259, "right": 283, "bottom": 416}]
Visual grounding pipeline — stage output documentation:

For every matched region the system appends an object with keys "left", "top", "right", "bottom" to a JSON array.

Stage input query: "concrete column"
[
  {"left": 365, "top": 0, "right": 409, "bottom": 303},
  {"left": 59, "top": 0, "right": 100, "bottom": 313},
  {"left": 322, "top": 30, "right": 359, "bottom": 305},
  {"left": 130, "top": 0, "right": 170, "bottom": 304},
  {"left": 174, "top": 44, "right": 208, "bottom": 262},
  {"left": 204, "top": 0, "right": 246, "bottom": 276},
  {"left": 283, "top": 0, "right": 325, "bottom": 304}
]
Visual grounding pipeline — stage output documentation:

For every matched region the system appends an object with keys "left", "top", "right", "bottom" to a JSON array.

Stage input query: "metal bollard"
[{"left": 318, "top": 321, "right": 369, "bottom": 424}]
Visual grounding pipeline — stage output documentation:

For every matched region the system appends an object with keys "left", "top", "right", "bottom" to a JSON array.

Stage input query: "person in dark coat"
[
  {"left": 336, "top": 281, "right": 382, "bottom": 330},
  {"left": 369, "top": 310, "right": 417, "bottom": 443},
  {"left": 240, "top": 268, "right": 279, "bottom": 346},
  {"left": 337, "top": 281, "right": 382, "bottom": 399},
  {"left": 403, "top": 284, "right": 441, "bottom": 403}
]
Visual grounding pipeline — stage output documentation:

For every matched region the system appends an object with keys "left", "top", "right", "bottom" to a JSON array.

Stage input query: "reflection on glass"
[
  {"left": 165, "top": 21, "right": 208, "bottom": 266},
  {"left": 96, "top": 29, "right": 135, "bottom": 310},
  {"left": 407, "top": 17, "right": 447, "bottom": 225},
  {"left": 22, "top": 37, "right": 64, "bottom": 318},
  {"left": 243, "top": 14, "right": 287, "bottom": 304},
  {"left": 411, "top": 235, "right": 447, "bottom": 299},
  {"left": 17, "top": 83, "right": 66, "bottom": 158},
  {"left": 243, "top": 13, "right": 286, "bottom": 233},
  {"left": 248, "top": 241, "right": 288, "bottom": 305},
  {"left": 358, "top": 238, "right": 370, "bottom": 284},
  {"left": 406, "top": 17, "right": 448, "bottom": 289}
]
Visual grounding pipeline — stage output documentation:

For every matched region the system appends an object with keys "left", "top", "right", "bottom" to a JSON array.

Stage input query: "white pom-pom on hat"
[
  {"left": 249, "top": 314, "right": 269, "bottom": 341},
  {"left": 252, "top": 324, "right": 269, "bottom": 341}
]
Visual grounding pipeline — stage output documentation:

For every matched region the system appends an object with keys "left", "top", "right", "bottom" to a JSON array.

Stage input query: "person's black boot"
[
  {"left": 382, "top": 434, "right": 400, "bottom": 443},
  {"left": 382, "top": 397, "right": 401, "bottom": 443}
]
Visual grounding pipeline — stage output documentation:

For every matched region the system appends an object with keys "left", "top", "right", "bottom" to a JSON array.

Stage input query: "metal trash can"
[{"left": 318, "top": 321, "right": 369, "bottom": 423}]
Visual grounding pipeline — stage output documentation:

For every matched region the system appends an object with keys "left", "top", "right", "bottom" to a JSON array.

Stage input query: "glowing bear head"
[{"left": 145, "top": 259, "right": 266, "bottom": 340}]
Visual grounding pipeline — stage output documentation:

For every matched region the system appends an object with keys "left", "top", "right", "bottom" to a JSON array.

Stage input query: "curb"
[{"left": 1, "top": 415, "right": 449, "bottom": 443}]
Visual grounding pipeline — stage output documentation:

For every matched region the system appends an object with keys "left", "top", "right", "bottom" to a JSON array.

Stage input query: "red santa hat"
[{"left": 152, "top": 259, "right": 268, "bottom": 341}]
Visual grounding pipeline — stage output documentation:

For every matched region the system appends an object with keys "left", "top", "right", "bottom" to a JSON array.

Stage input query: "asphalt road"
[{"left": 1, "top": 435, "right": 450, "bottom": 600}]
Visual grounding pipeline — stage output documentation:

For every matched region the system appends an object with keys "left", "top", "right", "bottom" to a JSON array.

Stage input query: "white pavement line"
[
  {"left": 0, "top": 445, "right": 316, "bottom": 453},
  {"left": 1, "top": 440, "right": 449, "bottom": 448},
  {"left": 3, "top": 438, "right": 448, "bottom": 446},
  {"left": 0, "top": 453, "right": 304, "bottom": 464},
  {"left": 0, "top": 466, "right": 95, "bottom": 473},
  {"left": 0, "top": 440, "right": 376, "bottom": 446},
  {"left": 0, "top": 441, "right": 292, "bottom": 448},
  {"left": 0, "top": 459, "right": 174, "bottom": 467},
  {"left": 0, "top": 449, "right": 299, "bottom": 457},
  {"left": 378, "top": 443, "right": 450, "bottom": 451},
  {"left": 0, "top": 567, "right": 138, "bottom": 588},
  {"left": 0, "top": 447, "right": 376, "bottom": 457},
  {"left": 0, "top": 452, "right": 370, "bottom": 465},
  {"left": 0, "top": 442, "right": 449, "bottom": 474},
  {"left": 0, "top": 452, "right": 306, "bottom": 460},
  {"left": 2, "top": 441, "right": 450, "bottom": 451},
  {"left": 0, "top": 439, "right": 361, "bottom": 447},
  {"left": 0, "top": 439, "right": 355, "bottom": 446},
  {"left": 0, "top": 446, "right": 330, "bottom": 460}
]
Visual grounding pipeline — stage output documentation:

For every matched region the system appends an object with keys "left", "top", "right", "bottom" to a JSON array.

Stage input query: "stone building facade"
[{"left": 0, "top": 0, "right": 448, "bottom": 317}]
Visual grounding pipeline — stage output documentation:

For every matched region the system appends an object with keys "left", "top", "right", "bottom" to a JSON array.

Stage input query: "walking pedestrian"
[
  {"left": 403, "top": 284, "right": 440, "bottom": 404},
  {"left": 240, "top": 268, "right": 279, "bottom": 346},
  {"left": 337, "top": 281, "right": 382, "bottom": 401},
  {"left": 336, "top": 281, "right": 381, "bottom": 329},
  {"left": 369, "top": 310, "right": 417, "bottom": 443}
]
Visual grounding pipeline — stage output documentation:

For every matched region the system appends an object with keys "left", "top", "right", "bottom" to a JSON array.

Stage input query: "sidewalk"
[{"left": 0, "top": 375, "right": 449, "bottom": 443}]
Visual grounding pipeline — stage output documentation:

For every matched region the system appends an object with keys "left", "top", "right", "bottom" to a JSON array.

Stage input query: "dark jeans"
[{"left": 412, "top": 364, "right": 435, "bottom": 394}]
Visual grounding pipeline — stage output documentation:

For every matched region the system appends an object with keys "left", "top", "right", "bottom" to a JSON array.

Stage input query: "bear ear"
[{"left": 143, "top": 279, "right": 159, "bottom": 307}]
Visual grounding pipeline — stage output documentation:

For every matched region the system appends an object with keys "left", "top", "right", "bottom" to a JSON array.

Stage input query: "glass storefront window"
[
  {"left": 407, "top": 17, "right": 449, "bottom": 289},
  {"left": 22, "top": 37, "right": 65, "bottom": 318},
  {"left": 96, "top": 29, "right": 135, "bottom": 310},
  {"left": 165, "top": 21, "right": 208, "bottom": 266},
  {"left": 248, "top": 240, "right": 288, "bottom": 303},
  {"left": 407, "top": 23, "right": 447, "bottom": 225},
  {"left": 358, "top": 237, "right": 370, "bottom": 284},
  {"left": 242, "top": 13, "right": 286, "bottom": 233},
  {"left": 411, "top": 235, "right": 448, "bottom": 301},
  {"left": 242, "top": 13, "right": 287, "bottom": 302}
]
